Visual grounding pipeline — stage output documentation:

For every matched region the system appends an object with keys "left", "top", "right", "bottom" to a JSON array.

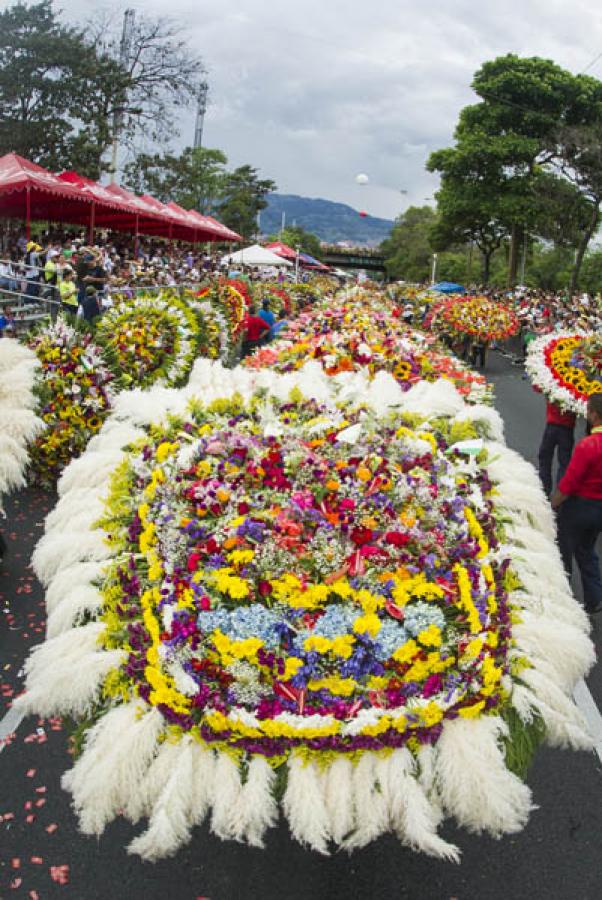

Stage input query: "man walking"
[
  {"left": 538, "top": 400, "right": 576, "bottom": 498},
  {"left": 552, "top": 394, "right": 602, "bottom": 614}
]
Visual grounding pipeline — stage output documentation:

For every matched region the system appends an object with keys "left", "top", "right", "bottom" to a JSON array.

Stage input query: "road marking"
[
  {"left": 0, "top": 704, "right": 25, "bottom": 753},
  {"left": 573, "top": 678, "right": 602, "bottom": 765}
]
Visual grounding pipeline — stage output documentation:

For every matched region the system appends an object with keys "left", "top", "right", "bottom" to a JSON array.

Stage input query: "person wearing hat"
[
  {"left": 59, "top": 267, "right": 78, "bottom": 317},
  {"left": 24, "top": 242, "right": 42, "bottom": 298},
  {"left": 43, "top": 248, "right": 59, "bottom": 304}
]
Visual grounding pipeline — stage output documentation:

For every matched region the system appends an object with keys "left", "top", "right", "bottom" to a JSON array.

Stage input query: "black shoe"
[{"left": 586, "top": 602, "right": 602, "bottom": 615}]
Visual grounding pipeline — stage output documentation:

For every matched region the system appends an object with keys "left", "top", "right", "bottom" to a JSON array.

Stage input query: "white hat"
[{"left": 47, "top": 249, "right": 59, "bottom": 259}]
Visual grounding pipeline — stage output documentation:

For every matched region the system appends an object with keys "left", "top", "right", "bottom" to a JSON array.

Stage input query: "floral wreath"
[
  {"left": 430, "top": 296, "right": 519, "bottom": 342},
  {"left": 525, "top": 331, "right": 602, "bottom": 415},
  {"left": 95, "top": 293, "right": 199, "bottom": 390}
]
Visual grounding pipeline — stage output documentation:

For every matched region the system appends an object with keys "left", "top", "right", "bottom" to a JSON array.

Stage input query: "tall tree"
[
  {"left": 0, "top": 1, "right": 107, "bottom": 168},
  {"left": 123, "top": 147, "right": 228, "bottom": 211},
  {"left": 218, "top": 165, "right": 277, "bottom": 239},
  {"left": 429, "top": 54, "right": 602, "bottom": 285},
  {"left": 380, "top": 206, "right": 437, "bottom": 282},
  {"left": 88, "top": 10, "right": 205, "bottom": 176}
]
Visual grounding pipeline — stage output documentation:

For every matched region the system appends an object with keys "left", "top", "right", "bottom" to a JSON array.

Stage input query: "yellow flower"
[
  {"left": 393, "top": 639, "right": 419, "bottom": 664},
  {"left": 418, "top": 624, "right": 442, "bottom": 648},
  {"left": 419, "top": 701, "right": 444, "bottom": 726},
  {"left": 458, "top": 700, "right": 486, "bottom": 719},
  {"left": 353, "top": 613, "right": 381, "bottom": 637},
  {"left": 156, "top": 441, "right": 177, "bottom": 463},
  {"left": 304, "top": 635, "right": 332, "bottom": 654}
]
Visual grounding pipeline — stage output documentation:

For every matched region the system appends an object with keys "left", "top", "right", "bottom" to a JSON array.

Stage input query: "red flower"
[
  {"left": 385, "top": 531, "right": 410, "bottom": 547},
  {"left": 340, "top": 498, "right": 356, "bottom": 511},
  {"left": 350, "top": 526, "right": 373, "bottom": 546},
  {"left": 258, "top": 580, "right": 272, "bottom": 597},
  {"left": 238, "top": 501, "right": 250, "bottom": 514},
  {"left": 187, "top": 552, "right": 202, "bottom": 572}
]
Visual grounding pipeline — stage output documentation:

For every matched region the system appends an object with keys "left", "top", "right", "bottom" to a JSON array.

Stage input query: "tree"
[
  {"left": 267, "top": 225, "right": 323, "bottom": 259},
  {"left": 0, "top": 1, "right": 117, "bottom": 169},
  {"left": 380, "top": 206, "right": 437, "bottom": 282},
  {"left": 123, "top": 147, "right": 228, "bottom": 211},
  {"left": 218, "top": 165, "right": 277, "bottom": 240},
  {"left": 429, "top": 54, "right": 602, "bottom": 285},
  {"left": 87, "top": 11, "right": 205, "bottom": 177}
]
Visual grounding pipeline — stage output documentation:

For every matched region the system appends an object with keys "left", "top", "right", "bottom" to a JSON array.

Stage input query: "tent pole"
[
  {"left": 89, "top": 202, "right": 96, "bottom": 244},
  {"left": 25, "top": 185, "right": 31, "bottom": 240},
  {"left": 134, "top": 214, "right": 139, "bottom": 257}
]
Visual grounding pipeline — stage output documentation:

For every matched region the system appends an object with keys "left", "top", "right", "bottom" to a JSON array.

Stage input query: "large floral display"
[
  {"left": 95, "top": 293, "right": 200, "bottom": 390},
  {"left": 19, "top": 356, "right": 593, "bottom": 862},
  {"left": 245, "top": 295, "right": 490, "bottom": 404},
  {"left": 427, "top": 296, "right": 519, "bottom": 343},
  {"left": 27, "top": 319, "right": 115, "bottom": 488},
  {"left": 526, "top": 331, "right": 602, "bottom": 415}
]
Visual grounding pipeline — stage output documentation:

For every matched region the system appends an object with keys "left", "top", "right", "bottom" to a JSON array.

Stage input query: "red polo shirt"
[
  {"left": 546, "top": 401, "right": 576, "bottom": 428},
  {"left": 558, "top": 430, "right": 602, "bottom": 499},
  {"left": 245, "top": 314, "right": 269, "bottom": 342}
]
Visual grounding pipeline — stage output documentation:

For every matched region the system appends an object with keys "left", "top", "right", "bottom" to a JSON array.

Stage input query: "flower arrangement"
[
  {"left": 95, "top": 293, "right": 199, "bottom": 390},
  {"left": 20, "top": 372, "right": 593, "bottom": 862},
  {"left": 196, "top": 280, "right": 247, "bottom": 345},
  {"left": 428, "top": 296, "right": 519, "bottom": 343},
  {"left": 244, "top": 295, "right": 490, "bottom": 403},
  {"left": 525, "top": 331, "right": 602, "bottom": 415},
  {"left": 254, "top": 283, "right": 293, "bottom": 315},
  {"left": 27, "top": 317, "right": 115, "bottom": 488}
]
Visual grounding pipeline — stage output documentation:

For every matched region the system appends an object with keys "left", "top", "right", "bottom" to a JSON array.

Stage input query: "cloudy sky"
[{"left": 62, "top": 0, "right": 602, "bottom": 219}]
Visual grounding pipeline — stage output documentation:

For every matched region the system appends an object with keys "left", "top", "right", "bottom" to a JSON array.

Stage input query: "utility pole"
[
  {"left": 110, "top": 8, "right": 136, "bottom": 183},
  {"left": 194, "top": 80, "right": 209, "bottom": 149}
]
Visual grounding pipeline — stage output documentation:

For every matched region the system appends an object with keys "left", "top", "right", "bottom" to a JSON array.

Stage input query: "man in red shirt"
[
  {"left": 552, "top": 393, "right": 602, "bottom": 614},
  {"left": 537, "top": 398, "right": 576, "bottom": 497},
  {"left": 241, "top": 306, "right": 270, "bottom": 357}
]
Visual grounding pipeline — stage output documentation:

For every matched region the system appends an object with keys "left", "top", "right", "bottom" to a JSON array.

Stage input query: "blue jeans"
[
  {"left": 558, "top": 496, "right": 602, "bottom": 611},
  {"left": 538, "top": 423, "right": 574, "bottom": 497}
]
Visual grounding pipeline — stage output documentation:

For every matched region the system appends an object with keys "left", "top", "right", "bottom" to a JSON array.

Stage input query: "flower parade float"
[
  {"left": 244, "top": 293, "right": 491, "bottom": 405},
  {"left": 0, "top": 338, "right": 43, "bottom": 510},
  {"left": 17, "top": 353, "right": 594, "bottom": 862},
  {"left": 427, "top": 296, "right": 520, "bottom": 344},
  {"left": 525, "top": 331, "right": 602, "bottom": 416}
]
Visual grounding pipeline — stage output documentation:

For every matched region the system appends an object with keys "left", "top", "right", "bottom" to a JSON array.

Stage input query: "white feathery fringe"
[
  {"left": 342, "top": 752, "right": 389, "bottom": 850},
  {"left": 401, "top": 379, "right": 465, "bottom": 417},
  {"left": 521, "top": 668, "right": 594, "bottom": 750},
  {"left": 514, "top": 614, "right": 595, "bottom": 692},
  {"left": 283, "top": 755, "right": 331, "bottom": 854},
  {"left": 45, "top": 489, "right": 106, "bottom": 535},
  {"left": 323, "top": 756, "right": 355, "bottom": 845},
  {"left": 454, "top": 405, "right": 504, "bottom": 443},
  {"left": 236, "top": 756, "right": 278, "bottom": 847},
  {"left": 0, "top": 439, "right": 29, "bottom": 495},
  {"left": 86, "top": 422, "right": 144, "bottom": 454},
  {"left": 210, "top": 752, "right": 243, "bottom": 841},
  {"left": 436, "top": 717, "right": 534, "bottom": 837},
  {"left": 62, "top": 702, "right": 165, "bottom": 836},
  {"left": 32, "top": 530, "right": 111, "bottom": 584},
  {"left": 45, "top": 584, "right": 104, "bottom": 638},
  {"left": 0, "top": 408, "right": 44, "bottom": 442},
  {"left": 189, "top": 744, "right": 216, "bottom": 826},
  {"left": 365, "top": 371, "right": 404, "bottom": 414},
  {"left": 17, "top": 622, "right": 125, "bottom": 717},
  {"left": 511, "top": 684, "right": 540, "bottom": 725},
  {"left": 124, "top": 737, "right": 180, "bottom": 823},
  {"left": 58, "top": 450, "right": 124, "bottom": 497},
  {"left": 416, "top": 745, "right": 442, "bottom": 820},
  {"left": 380, "top": 750, "right": 460, "bottom": 862},
  {"left": 45, "top": 560, "right": 106, "bottom": 609},
  {"left": 127, "top": 737, "right": 197, "bottom": 860}
]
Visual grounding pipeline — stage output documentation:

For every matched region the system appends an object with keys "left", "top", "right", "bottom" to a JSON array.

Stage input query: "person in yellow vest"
[
  {"left": 59, "top": 267, "right": 78, "bottom": 317},
  {"left": 43, "top": 248, "right": 59, "bottom": 305}
]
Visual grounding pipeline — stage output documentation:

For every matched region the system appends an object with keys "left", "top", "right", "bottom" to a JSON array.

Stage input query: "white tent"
[{"left": 221, "top": 244, "right": 293, "bottom": 268}]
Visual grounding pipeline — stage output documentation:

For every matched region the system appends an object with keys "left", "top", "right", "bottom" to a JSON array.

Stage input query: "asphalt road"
[{"left": 1, "top": 351, "right": 602, "bottom": 900}]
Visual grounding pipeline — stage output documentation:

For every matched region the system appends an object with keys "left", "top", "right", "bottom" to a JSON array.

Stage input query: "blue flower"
[{"left": 403, "top": 601, "right": 445, "bottom": 637}]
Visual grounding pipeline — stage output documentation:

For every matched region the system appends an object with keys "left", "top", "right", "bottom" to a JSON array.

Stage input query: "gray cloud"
[{"left": 62, "top": 0, "right": 602, "bottom": 218}]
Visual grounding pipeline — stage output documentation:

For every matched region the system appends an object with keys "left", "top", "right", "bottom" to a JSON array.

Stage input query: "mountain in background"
[{"left": 261, "top": 193, "right": 394, "bottom": 246}]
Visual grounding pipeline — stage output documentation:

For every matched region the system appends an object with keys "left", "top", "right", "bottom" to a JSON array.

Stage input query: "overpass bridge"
[{"left": 320, "top": 247, "right": 386, "bottom": 278}]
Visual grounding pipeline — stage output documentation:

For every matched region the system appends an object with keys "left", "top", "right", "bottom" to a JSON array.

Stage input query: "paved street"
[{"left": 1, "top": 351, "right": 602, "bottom": 900}]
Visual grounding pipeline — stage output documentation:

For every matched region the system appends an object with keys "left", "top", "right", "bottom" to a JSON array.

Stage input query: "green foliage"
[
  {"left": 218, "top": 164, "right": 277, "bottom": 240},
  {"left": 502, "top": 705, "right": 546, "bottom": 780},
  {"left": 427, "top": 53, "right": 602, "bottom": 286},
  {"left": 381, "top": 206, "right": 437, "bottom": 281},
  {"left": 123, "top": 147, "right": 228, "bottom": 211},
  {"left": 267, "top": 225, "right": 323, "bottom": 259}
]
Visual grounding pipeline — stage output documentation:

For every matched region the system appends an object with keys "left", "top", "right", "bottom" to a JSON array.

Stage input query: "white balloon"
[{"left": 355, "top": 173, "right": 369, "bottom": 185}]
